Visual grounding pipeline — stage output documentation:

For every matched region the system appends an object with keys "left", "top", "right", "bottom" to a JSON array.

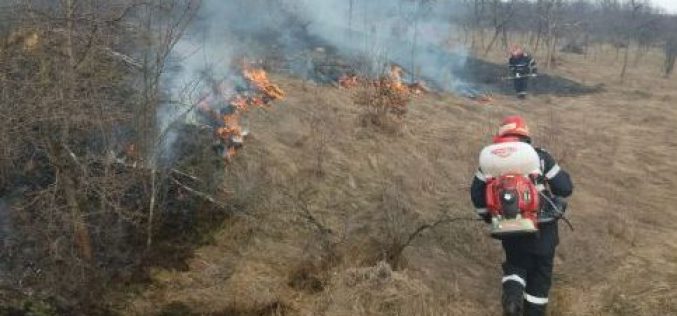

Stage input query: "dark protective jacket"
[
  {"left": 471, "top": 143, "right": 572, "bottom": 315},
  {"left": 470, "top": 146, "right": 573, "bottom": 254},
  {"left": 509, "top": 53, "right": 537, "bottom": 76}
]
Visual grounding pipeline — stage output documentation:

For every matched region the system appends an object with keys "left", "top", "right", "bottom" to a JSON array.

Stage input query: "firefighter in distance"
[{"left": 508, "top": 47, "right": 537, "bottom": 98}]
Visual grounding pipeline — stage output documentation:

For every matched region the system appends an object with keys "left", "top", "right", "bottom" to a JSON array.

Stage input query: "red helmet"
[{"left": 497, "top": 115, "right": 530, "bottom": 138}]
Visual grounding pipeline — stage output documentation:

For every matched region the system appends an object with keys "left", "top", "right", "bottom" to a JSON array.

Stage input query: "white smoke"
[
  {"left": 157, "top": 0, "right": 471, "bottom": 163},
  {"left": 167, "top": 0, "right": 470, "bottom": 93},
  {"left": 291, "top": 0, "right": 469, "bottom": 87}
]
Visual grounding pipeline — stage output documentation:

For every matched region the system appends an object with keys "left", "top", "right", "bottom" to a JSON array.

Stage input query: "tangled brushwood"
[
  {"left": 351, "top": 65, "right": 427, "bottom": 129},
  {"left": 0, "top": 2, "right": 227, "bottom": 314}
]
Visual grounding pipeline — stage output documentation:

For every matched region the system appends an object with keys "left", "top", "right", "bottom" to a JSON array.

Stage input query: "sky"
[{"left": 653, "top": 0, "right": 677, "bottom": 13}]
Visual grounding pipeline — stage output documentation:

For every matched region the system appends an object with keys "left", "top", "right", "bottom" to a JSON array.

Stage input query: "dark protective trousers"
[
  {"left": 502, "top": 247, "right": 554, "bottom": 315},
  {"left": 514, "top": 77, "right": 528, "bottom": 95},
  {"left": 500, "top": 222, "right": 558, "bottom": 316}
]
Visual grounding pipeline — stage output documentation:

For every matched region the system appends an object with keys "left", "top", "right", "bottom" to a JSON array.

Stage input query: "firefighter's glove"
[{"left": 554, "top": 196, "right": 568, "bottom": 214}]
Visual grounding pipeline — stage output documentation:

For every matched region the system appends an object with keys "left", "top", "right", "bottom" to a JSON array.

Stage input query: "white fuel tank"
[{"left": 479, "top": 142, "right": 541, "bottom": 178}]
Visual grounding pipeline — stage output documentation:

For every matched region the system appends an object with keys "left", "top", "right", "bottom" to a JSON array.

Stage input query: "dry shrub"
[
  {"left": 548, "top": 287, "right": 577, "bottom": 316},
  {"left": 157, "top": 300, "right": 289, "bottom": 316},
  {"left": 323, "top": 261, "right": 441, "bottom": 316},
  {"left": 287, "top": 207, "right": 339, "bottom": 296},
  {"left": 304, "top": 94, "right": 337, "bottom": 177},
  {"left": 370, "top": 178, "right": 430, "bottom": 270},
  {"left": 0, "top": 2, "right": 202, "bottom": 314},
  {"left": 534, "top": 108, "right": 577, "bottom": 165},
  {"left": 223, "top": 144, "right": 277, "bottom": 212},
  {"left": 353, "top": 79, "right": 410, "bottom": 131},
  {"left": 215, "top": 302, "right": 289, "bottom": 316},
  {"left": 288, "top": 259, "right": 329, "bottom": 294}
]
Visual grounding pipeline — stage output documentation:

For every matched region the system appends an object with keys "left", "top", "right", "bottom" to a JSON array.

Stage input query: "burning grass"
[
  {"left": 339, "top": 64, "right": 430, "bottom": 95},
  {"left": 197, "top": 63, "right": 285, "bottom": 161}
]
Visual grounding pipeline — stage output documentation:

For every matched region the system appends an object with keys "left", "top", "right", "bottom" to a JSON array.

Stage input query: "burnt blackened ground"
[
  {"left": 268, "top": 22, "right": 603, "bottom": 97},
  {"left": 282, "top": 41, "right": 603, "bottom": 97},
  {"left": 454, "top": 56, "right": 604, "bottom": 97}
]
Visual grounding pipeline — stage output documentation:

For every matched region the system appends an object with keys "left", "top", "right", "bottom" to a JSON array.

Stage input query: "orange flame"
[
  {"left": 206, "top": 65, "right": 285, "bottom": 161},
  {"left": 243, "top": 66, "right": 286, "bottom": 101},
  {"left": 338, "top": 64, "right": 428, "bottom": 96},
  {"left": 339, "top": 74, "right": 360, "bottom": 89}
]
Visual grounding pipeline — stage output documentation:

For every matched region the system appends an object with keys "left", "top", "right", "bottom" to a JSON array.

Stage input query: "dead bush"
[
  {"left": 215, "top": 302, "right": 289, "bottom": 316},
  {"left": 353, "top": 78, "right": 410, "bottom": 131},
  {"left": 158, "top": 301, "right": 290, "bottom": 316},
  {"left": 376, "top": 178, "right": 417, "bottom": 269},
  {"left": 288, "top": 260, "right": 328, "bottom": 294},
  {"left": 0, "top": 1, "right": 201, "bottom": 314},
  {"left": 304, "top": 94, "right": 336, "bottom": 177}
]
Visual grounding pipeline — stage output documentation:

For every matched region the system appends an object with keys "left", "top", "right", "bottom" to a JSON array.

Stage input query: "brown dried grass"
[{"left": 125, "top": 46, "right": 677, "bottom": 315}]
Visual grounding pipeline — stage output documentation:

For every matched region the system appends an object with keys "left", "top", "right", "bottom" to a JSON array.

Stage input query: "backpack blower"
[{"left": 479, "top": 140, "right": 542, "bottom": 238}]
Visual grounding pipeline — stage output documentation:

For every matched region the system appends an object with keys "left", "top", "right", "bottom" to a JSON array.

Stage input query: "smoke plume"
[{"left": 159, "top": 0, "right": 470, "bottom": 162}]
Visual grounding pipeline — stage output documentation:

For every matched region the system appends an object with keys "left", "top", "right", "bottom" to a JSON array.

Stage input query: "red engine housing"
[{"left": 485, "top": 174, "right": 540, "bottom": 224}]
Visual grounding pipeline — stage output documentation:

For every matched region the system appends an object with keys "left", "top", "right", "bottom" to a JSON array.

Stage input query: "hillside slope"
[{"left": 123, "top": 52, "right": 677, "bottom": 315}]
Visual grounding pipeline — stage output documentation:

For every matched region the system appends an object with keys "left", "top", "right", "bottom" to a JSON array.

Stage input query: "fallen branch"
[
  {"left": 403, "top": 216, "right": 480, "bottom": 248},
  {"left": 169, "top": 168, "right": 202, "bottom": 183},
  {"left": 388, "top": 215, "right": 481, "bottom": 263},
  {"left": 62, "top": 143, "right": 88, "bottom": 175},
  {"left": 104, "top": 47, "right": 142, "bottom": 69},
  {"left": 280, "top": 188, "right": 333, "bottom": 236},
  {"left": 109, "top": 156, "right": 201, "bottom": 183},
  {"left": 170, "top": 176, "right": 229, "bottom": 210}
]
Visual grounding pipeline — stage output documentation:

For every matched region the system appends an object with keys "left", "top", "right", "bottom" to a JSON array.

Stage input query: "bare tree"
[
  {"left": 664, "top": 28, "right": 677, "bottom": 77},
  {"left": 0, "top": 0, "right": 198, "bottom": 311},
  {"left": 484, "top": 0, "right": 516, "bottom": 55},
  {"left": 619, "top": 0, "right": 644, "bottom": 81}
]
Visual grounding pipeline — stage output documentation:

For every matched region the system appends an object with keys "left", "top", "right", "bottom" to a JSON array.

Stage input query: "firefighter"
[
  {"left": 470, "top": 116, "right": 573, "bottom": 316},
  {"left": 508, "top": 47, "right": 537, "bottom": 98}
]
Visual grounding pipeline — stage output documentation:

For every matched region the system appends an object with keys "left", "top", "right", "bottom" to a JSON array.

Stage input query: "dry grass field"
[{"left": 121, "top": 47, "right": 677, "bottom": 315}]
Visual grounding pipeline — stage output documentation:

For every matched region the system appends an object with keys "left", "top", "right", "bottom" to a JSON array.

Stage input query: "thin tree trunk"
[
  {"left": 620, "top": 43, "right": 630, "bottom": 82},
  {"left": 49, "top": 139, "right": 93, "bottom": 261},
  {"left": 411, "top": 1, "right": 419, "bottom": 82},
  {"left": 500, "top": 25, "right": 509, "bottom": 52},
  {"left": 533, "top": 27, "right": 542, "bottom": 55},
  {"left": 348, "top": 0, "right": 354, "bottom": 33},
  {"left": 633, "top": 45, "right": 645, "bottom": 66},
  {"left": 63, "top": 170, "right": 93, "bottom": 261},
  {"left": 479, "top": 28, "right": 486, "bottom": 50},
  {"left": 665, "top": 54, "right": 676, "bottom": 77},
  {"left": 63, "top": 0, "right": 93, "bottom": 261},
  {"left": 147, "top": 169, "right": 156, "bottom": 247},
  {"left": 583, "top": 34, "right": 589, "bottom": 59},
  {"left": 545, "top": 26, "right": 554, "bottom": 69},
  {"left": 485, "top": 28, "right": 500, "bottom": 55},
  {"left": 65, "top": 0, "right": 76, "bottom": 69}
]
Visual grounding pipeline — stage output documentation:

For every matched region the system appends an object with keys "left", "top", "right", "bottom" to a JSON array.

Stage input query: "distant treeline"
[{"left": 437, "top": 0, "right": 677, "bottom": 76}]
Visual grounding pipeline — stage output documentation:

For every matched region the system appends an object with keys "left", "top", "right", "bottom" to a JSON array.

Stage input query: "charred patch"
[
  {"left": 288, "top": 261, "right": 327, "bottom": 294},
  {"left": 455, "top": 56, "right": 604, "bottom": 97},
  {"left": 157, "top": 301, "right": 291, "bottom": 316},
  {"left": 214, "top": 301, "right": 290, "bottom": 316}
]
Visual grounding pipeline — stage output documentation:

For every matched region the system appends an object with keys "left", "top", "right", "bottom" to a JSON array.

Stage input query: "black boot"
[
  {"left": 524, "top": 301, "right": 547, "bottom": 316},
  {"left": 502, "top": 282, "right": 524, "bottom": 316}
]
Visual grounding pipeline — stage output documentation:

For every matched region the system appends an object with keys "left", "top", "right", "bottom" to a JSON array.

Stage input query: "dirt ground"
[{"left": 121, "top": 48, "right": 677, "bottom": 315}]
